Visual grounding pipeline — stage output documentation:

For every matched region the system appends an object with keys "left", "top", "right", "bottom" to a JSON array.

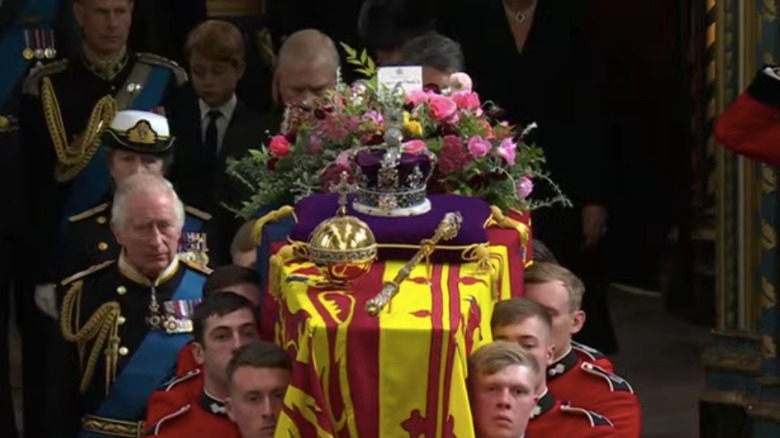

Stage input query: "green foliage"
[
  {"left": 225, "top": 42, "right": 570, "bottom": 219},
  {"left": 341, "top": 43, "right": 377, "bottom": 78}
]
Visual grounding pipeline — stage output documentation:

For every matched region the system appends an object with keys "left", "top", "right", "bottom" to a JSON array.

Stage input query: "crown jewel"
[{"left": 351, "top": 89, "right": 436, "bottom": 217}]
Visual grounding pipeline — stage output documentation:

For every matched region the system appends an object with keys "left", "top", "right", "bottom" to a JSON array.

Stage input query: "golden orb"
[{"left": 307, "top": 215, "right": 377, "bottom": 286}]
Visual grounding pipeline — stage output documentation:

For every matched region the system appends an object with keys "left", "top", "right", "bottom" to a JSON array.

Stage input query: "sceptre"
[{"left": 365, "top": 212, "right": 462, "bottom": 316}]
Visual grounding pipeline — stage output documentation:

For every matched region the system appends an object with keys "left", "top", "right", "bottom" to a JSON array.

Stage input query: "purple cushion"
[{"left": 290, "top": 194, "right": 491, "bottom": 262}]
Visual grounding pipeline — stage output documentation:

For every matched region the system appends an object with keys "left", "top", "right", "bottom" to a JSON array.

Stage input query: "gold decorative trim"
[
  {"left": 118, "top": 252, "right": 179, "bottom": 286},
  {"left": 701, "top": 347, "right": 762, "bottom": 374},
  {"left": 69, "top": 203, "right": 110, "bottom": 222},
  {"left": 180, "top": 257, "right": 213, "bottom": 275},
  {"left": 700, "top": 389, "right": 747, "bottom": 405},
  {"left": 81, "top": 414, "right": 143, "bottom": 438},
  {"left": 741, "top": 0, "right": 759, "bottom": 333},
  {"left": 746, "top": 399, "right": 780, "bottom": 424},
  {"left": 22, "top": 59, "right": 68, "bottom": 96},
  {"left": 60, "top": 260, "right": 115, "bottom": 286},
  {"left": 60, "top": 282, "right": 122, "bottom": 393},
  {"left": 712, "top": 0, "right": 728, "bottom": 330},
  {"left": 711, "top": 328, "right": 763, "bottom": 341}
]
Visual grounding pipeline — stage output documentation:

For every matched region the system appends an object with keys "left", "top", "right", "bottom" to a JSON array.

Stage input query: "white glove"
[{"left": 34, "top": 283, "right": 59, "bottom": 319}]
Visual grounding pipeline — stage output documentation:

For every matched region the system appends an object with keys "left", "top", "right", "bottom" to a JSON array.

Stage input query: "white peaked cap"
[{"left": 109, "top": 110, "right": 170, "bottom": 138}]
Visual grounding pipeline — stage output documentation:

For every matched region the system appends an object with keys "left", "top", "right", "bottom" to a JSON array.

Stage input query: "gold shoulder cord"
[
  {"left": 60, "top": 281, "right": 122, "bottom": 394},
  {"left": 40, "top": 77, "right": 117, "bottom": 182}
]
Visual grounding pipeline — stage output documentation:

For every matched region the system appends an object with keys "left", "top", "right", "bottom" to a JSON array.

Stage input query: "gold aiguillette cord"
[{"left": 365, "top": 212, "right": 463, "bottom": 317}]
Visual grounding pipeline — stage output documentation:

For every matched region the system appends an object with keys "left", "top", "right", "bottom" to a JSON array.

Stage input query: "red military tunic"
[
  {"left": 527, "top": 389, "right": 619, "bottom": 437},
  {"left": 714, "top": 67, "right": 780, "bottom": 167},
  {"left": 174, "top": 340, "right": 200, "bottom": 376},
  {"left": 572, "top": 340, "right": 614, "bottom": 373},
  {"left": 547, "top": 346, "right": 641, "bottom": 438},
  {"left": 145, "top": 374, "right": 240, "bottom": 438},
  {"left": 146, "top": 368, "right": 203, "bottom": 426}
]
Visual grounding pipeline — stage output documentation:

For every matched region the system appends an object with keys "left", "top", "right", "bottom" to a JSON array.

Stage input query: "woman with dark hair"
[
  {"left": 357, "top": 0, "right": 437, "bottom": 65},
  {"left": 401, "top": 32, "right": 465, "bottom": 88},
  {"left": 439, "top": 0, "right": 618, "bottom": 353}
]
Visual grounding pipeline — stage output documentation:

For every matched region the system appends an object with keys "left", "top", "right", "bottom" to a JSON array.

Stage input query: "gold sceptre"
[{"left": 365, "top": 212, "right": 463, "bottom": 317}]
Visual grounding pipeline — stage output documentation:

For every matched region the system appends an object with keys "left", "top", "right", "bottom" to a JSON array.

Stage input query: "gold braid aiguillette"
[{"left": 365, "top": 212, "right": 462, "bottom": 316}]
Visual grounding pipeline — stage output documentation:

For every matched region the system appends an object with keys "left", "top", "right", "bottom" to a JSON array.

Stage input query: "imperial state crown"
[{"left": 351, "top": 101, "right": 436, "bottom": 217}]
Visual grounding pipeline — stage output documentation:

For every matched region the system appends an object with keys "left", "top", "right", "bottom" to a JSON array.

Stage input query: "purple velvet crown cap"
[
  {"left": 353, "top": 149, "right": 433, "bottom": 188},
  {"left": 290, "top": 193, "right": 492, "bottom": 263}
]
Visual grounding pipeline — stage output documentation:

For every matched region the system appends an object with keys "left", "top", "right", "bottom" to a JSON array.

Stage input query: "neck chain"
[
  {"left": 502, "top": 0, "right": 535, "bottom": 24},
  {"left": 81, "top": 44, "right": 128, "bottom": 81}
]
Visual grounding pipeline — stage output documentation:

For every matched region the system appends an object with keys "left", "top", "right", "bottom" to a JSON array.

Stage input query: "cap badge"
[{"left": 126, "top": 119, "right": 157, "bottom": 144}]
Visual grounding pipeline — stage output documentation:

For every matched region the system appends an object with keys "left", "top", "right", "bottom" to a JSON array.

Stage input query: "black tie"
[{"left": 204, "top": 109, "right": 221, "bottom": 158}]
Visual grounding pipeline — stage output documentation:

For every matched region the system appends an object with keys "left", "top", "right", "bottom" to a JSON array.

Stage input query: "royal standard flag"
[{"left": 273, "top": 244, "right": 515, "bottom": 437}]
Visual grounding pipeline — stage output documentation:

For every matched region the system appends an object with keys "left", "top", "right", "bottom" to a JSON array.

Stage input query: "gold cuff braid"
[
  {"left": 41, "top": 77, "right": 117, "bottom": 182},
  {"left": 60, "top": 281, "right": 122, "bottom": 394},
  {"left": 81, "top": 415, "right": 143, "bottom": 437}
]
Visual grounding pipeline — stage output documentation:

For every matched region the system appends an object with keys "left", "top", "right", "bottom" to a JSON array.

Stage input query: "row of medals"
[{"left": 22, "top": 28, "right": 57, "bottom": 60}]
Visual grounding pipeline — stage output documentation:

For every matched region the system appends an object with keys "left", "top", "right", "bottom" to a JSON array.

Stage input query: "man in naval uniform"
[
  {"left": 0, "top": 0, "right": 76, "bottom": 436},
  {"left": 19, "top": 0, "right": 187, "bottom": 321},
  {"left": 54, "top": 110, "right": 211, "bottom": 310},
  {"left": 44, "top": 173, "right": 210, "bottom": 438}
]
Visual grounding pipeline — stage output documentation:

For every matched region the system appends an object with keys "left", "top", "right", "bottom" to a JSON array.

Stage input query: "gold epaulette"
[
  {"left": 61, "top": 260, "right": 115, "bottom": 286},
  {"left": 180, "top": 257, "right": 213, "bottom": 275},
  {"left": 68, "top": 203, "right": 110, "bottom": 223},
  {"left": 184, "top": 205, "right": 212, "bottom": 221},
  {"left": 23, "top": 59, "right": 69, "bottom": 96},
  {"left": 136, "top": 53, "right": 188, "bottom": 86}
]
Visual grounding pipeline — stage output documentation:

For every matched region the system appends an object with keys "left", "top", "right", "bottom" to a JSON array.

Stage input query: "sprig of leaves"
[{"left": 341, "top": 43, "right": 377, "bottom": 78}]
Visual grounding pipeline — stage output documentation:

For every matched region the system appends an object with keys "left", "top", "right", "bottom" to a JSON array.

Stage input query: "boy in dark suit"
[{"left": 170, "top": 20, "right": 266, "bottom": 266}]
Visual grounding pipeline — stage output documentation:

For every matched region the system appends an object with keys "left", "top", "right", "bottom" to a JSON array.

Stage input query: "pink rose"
[
  {"left": 268, "top": 135, "right": 291, "bottom": 157},
  {"left": 452, "top": 91, "right": 481, "bottom": 111},
  {"left": 362, "top": 110, "right": 383, "bottom": 126},
  {"left": 406, "top": 89, "right": 430, "bottom": 106},
  {"left": 467, "top": 136, "right": 490, "bottom": 158},
  {"left": 308, "top": 135, "right": 323, "bottom": 154},
  {"left": 428, "top": 94, "right": 458, "bottom": 122},
  {"left": 335, "top": 150, "right": 351, "bottom": 168},
  {"left": 402, "top": 139, "right": 428, "bottom": 155},
  {"left": 516, "top": 176, "right": 534, "bottom": 199},
  {"left": 497, "top": 138, "right": 517, "bottom": 165}
]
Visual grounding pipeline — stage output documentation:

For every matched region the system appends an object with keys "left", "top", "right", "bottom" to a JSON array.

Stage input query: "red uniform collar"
[
  {"left": 199, "top": 390, "right": 228, "bottom": 416},
  {"left": 530, "top": 388, "right": 555, "bottom": 419},
  {"left": 546, "top": 346, "right": 578, "bottom": 379}
]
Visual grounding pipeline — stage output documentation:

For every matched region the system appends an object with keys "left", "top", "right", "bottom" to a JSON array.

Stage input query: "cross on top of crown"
[{"left": 331, "top": 171, "right": 356, "bottom": 216}]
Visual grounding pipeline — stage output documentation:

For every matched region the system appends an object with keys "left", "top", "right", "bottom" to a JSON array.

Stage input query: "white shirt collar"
[{"left": 199, "top": 94, "right": 237, "bottom": 123}]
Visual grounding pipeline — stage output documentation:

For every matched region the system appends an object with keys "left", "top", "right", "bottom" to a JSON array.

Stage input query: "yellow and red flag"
[{"left": 273, "top": 244, "right": 517, "bottom": 437}]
